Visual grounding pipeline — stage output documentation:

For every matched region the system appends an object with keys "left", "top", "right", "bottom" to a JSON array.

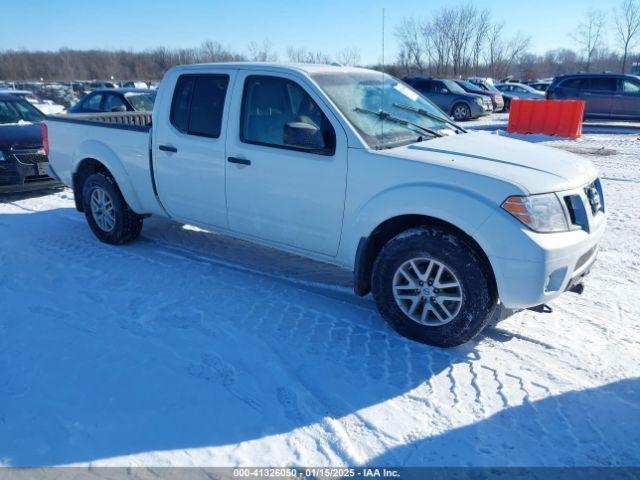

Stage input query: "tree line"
[
  {"left": 1, "top": 1, "right": 639, "bottom": 82},
  {"left": 0, "top": 41, "right": 361, "bottom": 81},
  {"left": 393, "top": 0, "right": 640, "bottom": 79}
]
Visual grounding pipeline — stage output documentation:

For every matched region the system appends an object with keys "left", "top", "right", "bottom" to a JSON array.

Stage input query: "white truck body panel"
[{"left": 46, "top": 62, "right": 605, "bottom": 311}]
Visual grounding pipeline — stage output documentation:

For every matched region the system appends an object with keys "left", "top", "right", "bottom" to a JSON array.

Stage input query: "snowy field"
[{"left": 0, "top": 121, "right": 639, "bottom": 468}]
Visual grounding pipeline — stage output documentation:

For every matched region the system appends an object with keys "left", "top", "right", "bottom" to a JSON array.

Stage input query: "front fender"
[
  {"left": 340, "top": 182, "right": 499, "bottom": 268},
  {"left": 73, "top": 139, "right": 145, "bottom": 214}
]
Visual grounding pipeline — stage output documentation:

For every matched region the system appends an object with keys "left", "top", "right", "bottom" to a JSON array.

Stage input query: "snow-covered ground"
[{"left": 1, "top": 125, "right": 639, "bottom": 468}]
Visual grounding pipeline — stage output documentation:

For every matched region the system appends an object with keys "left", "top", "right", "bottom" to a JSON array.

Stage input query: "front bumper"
[
  {"left": 471, "top": 102, "right": 492, "bottom": 118},
  {"left": 477, "top": 186, "right": 606, "bottom": 309},
  {"left": 0, "top": 150, "right": 63, "bottom": 194}
]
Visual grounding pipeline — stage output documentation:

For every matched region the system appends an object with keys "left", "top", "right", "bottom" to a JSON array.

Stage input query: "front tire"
[
  {"left": 451, "top": 103, "right": 471, "bottom": 121},
  {"left": 371, "top": 227, "right": 497, "bottom": 347},
  {"left": 82, "top": 172, "right": 143, "bottom": 245}
]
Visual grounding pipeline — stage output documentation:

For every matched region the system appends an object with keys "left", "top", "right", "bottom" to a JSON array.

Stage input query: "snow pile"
[{"left": 0, "top": 132, "right": 638, "bottom": 467}]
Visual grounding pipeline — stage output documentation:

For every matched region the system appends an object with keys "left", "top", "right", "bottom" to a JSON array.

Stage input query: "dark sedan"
[
  {"left": 0, "top": 93, "right": 62, "bottom": 193},
  {"left": 68, "top": 88, "right": 156, "bottom": 114}
]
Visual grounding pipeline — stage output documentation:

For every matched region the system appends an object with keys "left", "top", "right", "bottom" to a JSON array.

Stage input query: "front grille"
[
  {"left": 584, "top": 180, "right": 604, "bottom": 215},
  {"left": 24, "top": 174, "right": 53, "bottom": 183},
  {"left": 562, "top": 178, "right": 604, "bottom": 232},
  {"left": 13, "top": 150, "right": 48, "bottom": 165}
]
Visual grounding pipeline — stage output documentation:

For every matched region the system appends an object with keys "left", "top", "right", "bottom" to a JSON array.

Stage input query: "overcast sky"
[{"left": 1, "top": 0, "right": 614, "bottom": 64}]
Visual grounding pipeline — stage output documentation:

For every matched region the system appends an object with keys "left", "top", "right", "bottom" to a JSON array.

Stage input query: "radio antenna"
[{"left": 381, "top": 7, "right": 385, "bottom": 140}]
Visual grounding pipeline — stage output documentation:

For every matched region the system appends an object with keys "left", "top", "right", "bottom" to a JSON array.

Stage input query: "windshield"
[
  {"left": 125, "top": 92, "right": 156, "bottom": 111},
  {"left": 458, "top": 80, "right": 484, "bottom": 94},
  {"left": 0, "top": 98, "right": 45, "bottom": 124},
  {"left": 442, "top": 79, "right": 465, "bottom": 94},
  {"left": 312, "top": 70, "right": 458, "bottom": 149}
]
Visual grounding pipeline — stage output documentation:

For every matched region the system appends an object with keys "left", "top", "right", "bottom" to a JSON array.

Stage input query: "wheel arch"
[
  {"left": 71, "top": 141, "right": 145, "bottom": 214},
  {"left": 451, "top": 100, "right": 471, "bottom": 117},
  {"left": 354, "top": 214, "right": 497, "bottom": 299}
]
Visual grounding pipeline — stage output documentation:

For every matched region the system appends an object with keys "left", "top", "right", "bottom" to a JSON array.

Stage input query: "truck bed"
[{"left": 47, "top": 111, "right": 152, "bottom": 131}]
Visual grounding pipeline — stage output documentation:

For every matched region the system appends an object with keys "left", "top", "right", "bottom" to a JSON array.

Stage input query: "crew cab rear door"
[
  {"left": 153, "top": 69, "right": 236, "bottom": 227},
  {"left": 224, "top": 70, "right": 347, "bottom": 256}
]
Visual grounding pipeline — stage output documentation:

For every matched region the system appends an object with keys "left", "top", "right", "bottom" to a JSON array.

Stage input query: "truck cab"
[{"left": 45, "top": 63, "right": 605, "bottom": 347}]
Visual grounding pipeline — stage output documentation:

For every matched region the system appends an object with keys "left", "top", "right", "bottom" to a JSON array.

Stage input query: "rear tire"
[
  {"left": 371, "top": 227, "right": 497, "bottom": 347},
  {"left": 82, "top": 172, "right": 143, "bottom": 245}
]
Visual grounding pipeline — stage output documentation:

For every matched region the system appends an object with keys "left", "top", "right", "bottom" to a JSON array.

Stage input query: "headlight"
[
  {"left": 474, "top": 98, "right": 484, "bottom": 106},
  {"left": 502, "top": 193, "right": 570, "bottom": 233},
  {"left": 0, "top": 151, "right": 5, "bottom": 162}
]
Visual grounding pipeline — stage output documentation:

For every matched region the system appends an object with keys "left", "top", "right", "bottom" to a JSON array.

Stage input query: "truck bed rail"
[{"left": 47, "top": 112, "right": 152, "bottom": 132}]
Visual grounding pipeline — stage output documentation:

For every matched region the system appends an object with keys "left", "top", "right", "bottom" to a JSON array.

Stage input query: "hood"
[
  {"left": 386, "top": 131, "right": 598, "bottom": 195},
  {"left": 0, "top": 122, "right": 42, "bottom": 150}
]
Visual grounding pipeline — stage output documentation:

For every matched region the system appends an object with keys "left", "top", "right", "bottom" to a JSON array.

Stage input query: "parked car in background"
[
  {"left": 454, "top": 79, "right": 505, "bottom": 112},
  {"left": 0, "top": 89, "right": 66, "bottom": 115},
  {"left": 45, "top": 63, "right": 604, "bottom": 347},
  {"left": 88, "top": 81, "right": 118, "bottom": 90},
  {"left": 403, "top": 77, "right": 492, "bottom": 120},
  {"left": 121, "top": 81, "right": 149, "bottom": 89},
  {"left": 0, "top": 93, "right": 62, "bottom": 193},
  {"left": 528, "top": 81, "right": 552, "bottom": 92},
  {"left": 546, "top": 73, "right": 640, "bottom": 119},
  {"left": 68, "top": 88, "right": 157, "bottom": 113},
  {"left": 494, "top": 82, "right": 544, "bottom": 110},
  {"left": 495, "top": 82, "right": 545, "bottom": 99}
]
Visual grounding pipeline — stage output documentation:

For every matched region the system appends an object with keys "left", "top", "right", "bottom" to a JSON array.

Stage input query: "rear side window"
[
  {"left": 583, "top": 77, "right": 617, "bottom": 91},
  {"left": 84, "top": 93, "right": 103, "bottom": 112},
  {"left": 170, "top": 74, "right": 229, "bottom": 138},
  {"left": 560, "top": 78, "right": 584, "bottom": 89}
]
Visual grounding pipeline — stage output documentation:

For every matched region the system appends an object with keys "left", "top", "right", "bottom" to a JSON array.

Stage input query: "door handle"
[
  {"left": 228, "top": 156, "right": 251, "bottom": 166},
  {"left": 159, "top": 144, "right": 178, "bottom": 153}
]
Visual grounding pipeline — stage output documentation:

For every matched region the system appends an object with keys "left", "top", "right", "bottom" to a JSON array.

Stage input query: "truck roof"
[{"left": 169, "top": 62, "right": 372, "bottom": 76}]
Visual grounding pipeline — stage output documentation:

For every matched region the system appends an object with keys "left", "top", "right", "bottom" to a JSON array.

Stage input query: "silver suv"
[{"left": 403, "top": 77, "right": 493, "bottom": 121}]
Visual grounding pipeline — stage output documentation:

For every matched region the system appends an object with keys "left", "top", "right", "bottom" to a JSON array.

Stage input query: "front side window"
[
  {"left": 170, "top": 74, "right": 229, "bottom": 138},
  {"left": 622, "top": 79, "right": 640, "bottom": 94},
  {"left": 241, "top": 76, "right": 336, "bottom": 155},
  {"left": 125, "top": 92, "right": 156, "bottom": 111}
]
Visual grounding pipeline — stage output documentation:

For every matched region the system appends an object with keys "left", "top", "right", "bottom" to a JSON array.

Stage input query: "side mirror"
[
  {"left": 283, "top": 122, "right": 325, "bottom": 151},
  {"left": 110, "top": 105, "right": 127, "bottom": 112}
]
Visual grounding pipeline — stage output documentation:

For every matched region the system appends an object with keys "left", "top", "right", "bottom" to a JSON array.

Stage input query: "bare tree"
[
  {"left": 614, "top": 0, "right": 640, "bottom": 72},
  {"left": 335, "top": 47, "right": 361, "bottom": 66},
  {"left": 247, "top": 39, "right": 278, "bottom": 62},
  {"left": 572, "top": 10, "right": 607, "bottom": 72},
  {"left": 395, "top": 18, "right": 425, "bottom": 73}
]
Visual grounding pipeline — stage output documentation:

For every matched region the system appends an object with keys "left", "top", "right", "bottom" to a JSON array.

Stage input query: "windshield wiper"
[
  {"left": 392, "top": 103, "right": 467, "bottom": 134},
  {"left": 354, "top": 107, "right": 443, "bottom": 143}
]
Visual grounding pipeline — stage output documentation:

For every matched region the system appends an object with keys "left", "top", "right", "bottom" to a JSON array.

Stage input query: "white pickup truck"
[{"left": 45, "top": 63, "right": 606, "bottom": 347}]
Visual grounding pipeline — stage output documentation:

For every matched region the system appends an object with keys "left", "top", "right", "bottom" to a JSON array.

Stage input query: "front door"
[
  {"left": 580, "top": 77, "right": 615, "bottom": 117},
  {"left": 613, "top": 77, "right": 640, "bottom": 117},
  {"left": 225, "top": 71, "right": 347, "bottom": 256},
  {"left": 153, "top": 71, "right": 235, "bottom": 227}
]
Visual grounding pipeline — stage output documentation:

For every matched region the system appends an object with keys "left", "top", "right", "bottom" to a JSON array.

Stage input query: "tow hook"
[
  {"left": 568, "top": 283, "right": 585, "bottom": 295},
  {"left": 529, "top": 304, "right": 553, "bottom": 314}
]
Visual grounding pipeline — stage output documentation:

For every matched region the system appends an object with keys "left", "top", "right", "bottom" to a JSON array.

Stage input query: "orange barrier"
[{"left": 507, "top": 99, "right": 586, "bottom": 139}]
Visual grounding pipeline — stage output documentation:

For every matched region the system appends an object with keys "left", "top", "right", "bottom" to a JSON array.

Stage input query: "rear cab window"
[{"left": 170, "top": 74, "right": 230, "bottom": 138}]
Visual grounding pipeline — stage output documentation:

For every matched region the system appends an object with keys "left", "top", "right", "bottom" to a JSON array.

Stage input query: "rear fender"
[{"left": 73, "top": 139, "right": 145, "bottom": 213}]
